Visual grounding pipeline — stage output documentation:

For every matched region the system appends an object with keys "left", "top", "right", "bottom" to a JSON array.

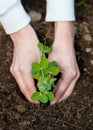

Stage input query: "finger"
[
  {"left": 12, "top": 69, "right": 39, "bottom": 104},
  {"left": 20, "top": 71, "right": 40, "bottom": 104},
  {"left": 50, "top": 73, "right": 75, "bottom": 105},
  {"left": 58, "top": 68, "right": 80, "bottom": 102},
  {"left": 58, "top": 76, "right": 78, "bottom": 103}
]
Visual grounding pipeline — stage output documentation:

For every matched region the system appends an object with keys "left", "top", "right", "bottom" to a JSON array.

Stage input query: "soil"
[{"left": 0, "top": 1, "right": 93, "bottom": 130}]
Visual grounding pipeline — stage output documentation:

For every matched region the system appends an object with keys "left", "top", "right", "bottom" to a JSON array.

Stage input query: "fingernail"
[
  {"left": 34, "top": 101, "right": 40, "bottom": 104},
  {"left": 50, "top": 100, "right": 57, "bottom": 105}
]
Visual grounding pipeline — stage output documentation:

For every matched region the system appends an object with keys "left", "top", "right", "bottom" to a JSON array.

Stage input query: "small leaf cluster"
[
  {"left": 75, "top": 0, "right": 87, "bottom": 8},
  {"left": 31, "top": 43, "right": 60, "bottom": 103}
]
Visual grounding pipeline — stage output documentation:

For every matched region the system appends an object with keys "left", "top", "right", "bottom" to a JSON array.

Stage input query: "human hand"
[
  {"left": 49, "top": 22, "right": 80, "bottom": 105},
  {"left": 10, "top": 25, "right": 41, "bottom": 104}
]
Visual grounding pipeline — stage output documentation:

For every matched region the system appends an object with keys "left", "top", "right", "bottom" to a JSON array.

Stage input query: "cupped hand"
[
  {"left": 10, "top": 25, "right": 41, "bottom": 104},
  {"left": 49, "top": 22, "right": 80, "bottom": 105}
]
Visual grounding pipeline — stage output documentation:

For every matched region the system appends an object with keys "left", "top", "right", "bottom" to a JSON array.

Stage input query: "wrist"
[
  {"left": 54, "top": 21, "right": 74, "bottom": 34},
  {"left": 54, "top": 21, "right": 75, "bottom": 44},
  {"left": 0, "top": 1, "right": 31, "bottom": 34},
  {"left": 10, "top": 25, "right": 39, "bottom": 47}
]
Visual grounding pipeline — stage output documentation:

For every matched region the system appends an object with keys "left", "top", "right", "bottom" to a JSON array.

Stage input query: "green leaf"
[
  {"left": 46, "top": 92, "right": 55, "bottom": 102},
  {"left": 41, "top": 54, "right": 46, "bottom": 60},
  {"left": 32, "top": 72, "right": 41, "bottom": 79},
  {"left": 44, "top": 46, "right": 53, "bottom": 54},
  {"left": 40, "top": 57, "right": 49, "bottom": 69},
  {"left": 37, "top": 76, "right": 56, "bottom": 92},
  {"left": 39, "top": 93, "right": 48, "bottom": 103},
  {"left": 38, "top": 42, "right": 52, "bottom": 54},
  {"left": 37, "top": 82, "right": 45, "bottom": 92},
  {"left": 48, "top": 78, "right": 56, "bottom": 89},
  {"left": 43, "top": 69, "right": 50, "bottom": 77},
  {"left": 49, "top": 78, "right": 57, "bottom": 85},
  {"left": 37, "top": 76, "right": 49, "bottom": 92},
  {"left": 51, "top": 82, "right": 56, "bottom": 88},
  {"left": 31, "top": 63, "right": 40, "bottom": 74},
  {"left": 38, "top": 42, "right": 45, "bottom": 52},
  {"left": 43, "top": 61, "right": 60, "bottom": 76},
  {"left": 45, "top": 84, "right": 52, "bottom": 91},
  {"left": 48, "top": 66, "right": 60, "bottom": 76},
  {"left": 49, "top": 61, "right": 58, "bottom": 67},
  {"left": 31, "top": 92, "right": 40, "bottom": 101}
]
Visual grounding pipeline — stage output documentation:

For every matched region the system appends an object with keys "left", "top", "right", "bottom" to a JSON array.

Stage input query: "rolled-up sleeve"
[
  {"left": 46, "top": 0, "right": 75, "bottom": 21},
  {"left": 0, "top": 0, "right": 31, "bottom": 34}
]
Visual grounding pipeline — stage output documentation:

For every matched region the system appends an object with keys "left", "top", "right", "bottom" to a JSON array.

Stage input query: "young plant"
[{"left": 31, "top": 42, "right": 60, "bottom": 103}]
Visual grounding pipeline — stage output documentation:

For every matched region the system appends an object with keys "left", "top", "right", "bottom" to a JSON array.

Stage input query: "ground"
[{"left": 0, "top": 1, "right": 93, "bottom": 130}]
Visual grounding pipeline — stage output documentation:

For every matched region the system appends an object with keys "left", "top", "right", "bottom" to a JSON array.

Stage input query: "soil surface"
[{"left": 0, "top": 1, "right": 93, "bottom": 130}]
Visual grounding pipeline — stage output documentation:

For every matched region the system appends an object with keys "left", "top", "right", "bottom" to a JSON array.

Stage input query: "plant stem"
[
  {"left": 42, "top": 53, "right": 46, "bottom": 58},
  {"left": 41, "top": 69, "right": 44, "bottom": 78}
]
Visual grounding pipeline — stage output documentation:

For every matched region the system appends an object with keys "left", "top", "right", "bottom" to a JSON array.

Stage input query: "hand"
[
  {"left": 49, "top": 22, "right": 80, "bottom": 105},
  {"left": 10, "top": 25, "right": 41, "bottom": 104}
]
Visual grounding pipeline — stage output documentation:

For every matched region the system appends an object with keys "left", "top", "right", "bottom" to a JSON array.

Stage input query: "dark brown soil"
[{"left": 0, "top": 1, "right": 93, "bottom": 130}]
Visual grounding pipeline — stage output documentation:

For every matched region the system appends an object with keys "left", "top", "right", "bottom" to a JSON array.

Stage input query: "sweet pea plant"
[{"left": 31, "top": 42, "right": 60, "bottom": 103}]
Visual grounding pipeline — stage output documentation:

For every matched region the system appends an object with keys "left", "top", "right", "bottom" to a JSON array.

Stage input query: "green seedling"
[{"left": 31, "top": 42, "right": 60, "bottom": 103}]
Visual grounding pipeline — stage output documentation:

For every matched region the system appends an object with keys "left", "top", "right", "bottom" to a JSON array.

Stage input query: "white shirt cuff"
[
  {"left": 0, "top": 1, "right": 31, "bottom": 34},
  {"left": 46, "top": 0, "right": 75, "bottom": 21}
]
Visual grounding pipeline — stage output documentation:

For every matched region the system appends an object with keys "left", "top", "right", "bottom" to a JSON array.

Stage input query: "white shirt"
[{"left": 0, "top": 0, "right": 75, "bottom": 34}]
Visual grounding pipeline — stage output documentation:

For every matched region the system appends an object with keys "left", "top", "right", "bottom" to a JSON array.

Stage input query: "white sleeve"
[
  {"left": 0, "top": 0, "right": 31, "bottom": 34},
  {"left": 46, "top": 0, "right": 75, "bottom": 21}
]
